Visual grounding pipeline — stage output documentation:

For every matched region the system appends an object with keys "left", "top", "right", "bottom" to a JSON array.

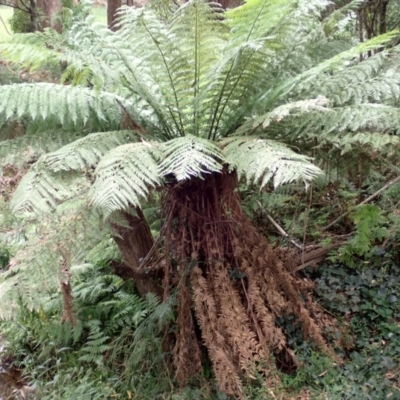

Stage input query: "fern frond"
[
  {"left": 10, "top": 167, "right": 88, "bottom": 215},
  {"left": 0, "top": 201, "right": 110, "bottom": 318},
  {"left": 222, "top": 136, "right": 322, "bottom": 188},
  {"left": 89, "top": 142, "right": 162, "bottom": 212},
  {"left": 0, "top": 83, "right": 123, "bottom": 125},
  {"left": 309, "top": 52, "right": 400, "bottom": 105},
  {"left": 0, "top": 29, "right": 63, "bottom": 70},
  {"left": 226, "top": 0, "right": 297, "bottom": 43},
  {"left": 42, "top": 130, "right": 140, "bottom": 172},
  {"left": 329, "top": 131, "right": 400, "bottom": 154},
  {"left": 241, "top": 96, "right": 330, "bottom": 135},
  {"left": 0, "top": 129, "right": 87, "bottom": 167},
  {"left": 159, "top": 136, "right": 224, "bottom": 181},
  {"left": 285, "top": 31, "right": 399, "bottom": 99}
]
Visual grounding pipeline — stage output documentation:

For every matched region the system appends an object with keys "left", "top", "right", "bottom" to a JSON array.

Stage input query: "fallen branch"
[
  {"left": 321, "top": 175, "right": 400, "bottom": 233},
  {"left": 266, "top": 214, "right": 304, "bottom": 249},
  {"left": 292, "top": 242, "right": 345, "bottom": 273},
  {"left": 257, "top": 201, "right": 303, "bottom": 249},
  {"left": 0, "top": 14, "right": 11, "bottom": 36}
]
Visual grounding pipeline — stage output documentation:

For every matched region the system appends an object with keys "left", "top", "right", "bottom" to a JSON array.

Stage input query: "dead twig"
[
  {"left": 321, "top": 175, "right": 400, "bottom": 233},
  {"left": 292, "top": 242, "right": 345, "bottom": 273},
  {"left": 0, "top": 14, "right": 11, "bottom": 35},
  {"left": 257, "top": 201, "right": 303, "bottom": 249}
]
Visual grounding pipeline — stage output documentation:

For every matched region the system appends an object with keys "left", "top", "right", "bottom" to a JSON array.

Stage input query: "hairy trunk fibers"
[
  {"left": 112, "top": 209, "right": 163, "bottom": 297},
  {"left": 158, "top": 171, "right": 335, "bottom": 398},
  {"left": 58, "top": 248, "right": 76, "bottom": 325}
]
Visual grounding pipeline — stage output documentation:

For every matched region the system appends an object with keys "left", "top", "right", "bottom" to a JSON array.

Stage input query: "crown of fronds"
[{"left": 1, "top": 0, "right": 400, "bottom": 214}]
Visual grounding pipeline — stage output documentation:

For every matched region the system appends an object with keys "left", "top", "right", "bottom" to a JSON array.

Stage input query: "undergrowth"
[{"left": 0, "top": 262, "right": 177, "bottom": 400}]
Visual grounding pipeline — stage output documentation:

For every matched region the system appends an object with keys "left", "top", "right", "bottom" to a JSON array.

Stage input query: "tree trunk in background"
[
  {"left": 217, "top": 0, "right": 242, "bottom": 9},
  {"left": 36, "top": 0, "right": 62, "bottom": 32},
  {"left": 29, "top": 0, "right": 38, "bottom": 31},
  {"left": 107, "top": 0, "right": 121, "bottom": 31},
  {"left": 112, "top": 210, "right": 163, "bottom": 297},
  {"left": 379, "top": 0, "right": 389, "bottom": 34}
]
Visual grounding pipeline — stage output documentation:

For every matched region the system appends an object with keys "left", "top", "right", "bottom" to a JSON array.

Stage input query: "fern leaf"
[
  {"left": 0, "top": 83, "right": 123, "bottom": 125},
  {"left": 159, "top": 135, "right": 224, "bottom": 181},
  {"left": 10, "top": 167, "right": 88, "bottom": 215},
  {"left": 42, "top": 130, "right": 140, "bottom": 172},
  {"left": 89, "top": 142, "right": 162, "bottom": 212},
  {"left": 222, "top": 136, "right": 322, "bottom": 188}
]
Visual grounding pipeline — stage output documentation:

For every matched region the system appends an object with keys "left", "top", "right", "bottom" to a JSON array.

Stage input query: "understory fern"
[{"left": 0, "top": 262, "right": 175, "bottom": 399}]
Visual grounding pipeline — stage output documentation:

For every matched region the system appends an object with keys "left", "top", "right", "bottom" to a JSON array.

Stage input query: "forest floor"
[{"left": 0, "top": 336, "right": 15, "bottom": 400}]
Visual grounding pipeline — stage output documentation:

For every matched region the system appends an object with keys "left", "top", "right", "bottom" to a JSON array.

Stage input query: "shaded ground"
[{"left": 0, "top": 337, "right": 21, "bottom": 400}]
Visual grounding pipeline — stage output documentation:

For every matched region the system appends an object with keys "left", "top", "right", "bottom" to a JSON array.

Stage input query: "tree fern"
[{"left": 4, "top": 0, "right": 400, "bottom": 395}]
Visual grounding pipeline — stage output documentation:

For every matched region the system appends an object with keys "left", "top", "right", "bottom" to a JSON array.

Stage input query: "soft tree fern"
[
  {"left": 1, "top": 1, "right": 398, "bottom": 213},
  {"left": 1, "top": 0, "right": 331, "bottom": 215},
  {"left": 2, "top": 0, "right": 400, "bottom": 396}
]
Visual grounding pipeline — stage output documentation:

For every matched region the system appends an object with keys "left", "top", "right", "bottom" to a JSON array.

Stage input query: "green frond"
[
  {"left": 222, "top": 136, "right": 322, "bottom": 188},
  {"left": 310, "top": 53, "right": 400, "bottom": 105},
  {"left": 267, "top": 32, "right": 399, "bottom": 109},
  {"left": 248, "top": 96, "right": 330, "bottom": 133},
  {"left": 293, "top": 104, "right": 400, "bottom": 138},
  {"left": 226, "top": 0, "right": 297, "bottom": 43},
  {"left": 322, "top": 0, "right": 366, "bottom": 37},
  {"left": 0, "top": 28, "right": 64, "bottom": 70},
  {"left": 159, "top": 135, "right": 224, "bottom": 181},
  {"left": 329, "top": 131, "right": 400, "bottom": 155},
  {"left": 10, "top": 167, "right": 88, "bottom": 215},
  {"left": 0, "top": 129, "right": 87, "bottom": 167},
  {"left": 0, "top": 83, "right": 123, "bottom": 125},
  {"left": 42, "top": 130, "right": 141, "bottom": 172},
  {"left": 89, "top": 142, "right": 162, "bottom": 212},
  {"left": 0, "top": 202, "right": 110, "bottom": 318},
  {"left": 202, "top": 0, "right": 329, "bottom": 139}
]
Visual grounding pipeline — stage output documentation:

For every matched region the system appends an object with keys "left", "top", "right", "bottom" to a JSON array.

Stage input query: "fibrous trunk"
[
  {"left": 112, "top": 209, "right": 163, "bottom": 297},
  {"left": 158, "top": 171, "right": 334, "bottom": 398}
]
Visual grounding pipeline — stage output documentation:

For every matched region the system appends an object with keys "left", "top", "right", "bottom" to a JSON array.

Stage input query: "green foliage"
[
  {"left": 2, "top": 0, "right": 362, "bottom": 217},
  {"left": 2, "top": 0, "right": 400, "bottom": 398},
  {"left": 334, "top": 204, "right": 388, "bottom": 267},
  {"left": 310, "top": 261, "right": 400, "bottom": 399},
  {"left": 2, "top": 0, "right": 398, "bottom": 218},
  {"left": 267, "top": 256, "right": 400, "bottom": 399},
  {"left": 223, "top": 137, "right": 321, "bottom": 188},
  {"left": 0, "top": 83, "right": 123, "bottom": 125},
  {"left": 8, "top": 10, "right": 33, "bottom": 33},
  {"left": 0, "top": 263, "right": 176, "bottom": 399}
]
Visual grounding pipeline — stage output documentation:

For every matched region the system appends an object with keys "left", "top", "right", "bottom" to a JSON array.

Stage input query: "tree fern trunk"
[
  {"left": 112, "top": 209, "right": 163, "bottom": 297},
  {"left": 159, "top": 171, "right": 337, "bottom": 397}
]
